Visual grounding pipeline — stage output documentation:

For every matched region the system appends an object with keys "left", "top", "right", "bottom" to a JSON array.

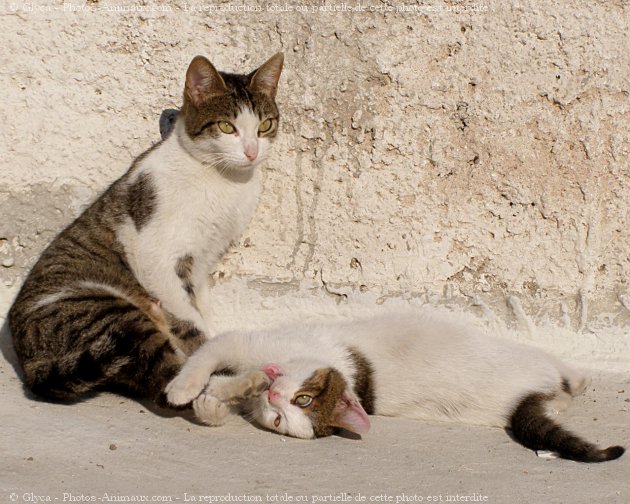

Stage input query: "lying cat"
[
  {"left": 9, "top": 53, "right": 283, "bottom": 405},
  {"left": 166, "top": 312, "right": 624, "bottom": 463}
]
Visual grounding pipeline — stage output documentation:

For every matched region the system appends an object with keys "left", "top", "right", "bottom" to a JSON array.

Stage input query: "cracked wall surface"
[{"left": 1, "top": 1, "right": 629, "bottom": 369}]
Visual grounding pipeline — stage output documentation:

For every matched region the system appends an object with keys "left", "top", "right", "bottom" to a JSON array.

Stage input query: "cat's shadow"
[
  {"left": 1, "top": 318, "right": 23, "bottom": 378},
  {"left": 0, "top": 319, "right": 60, "bottom": 404},
  {"left": 335, "top": 429, "right": 362, "bottom": 440},
  {"left": 133, "top": 396, "right": 196, "bottom": 421}
]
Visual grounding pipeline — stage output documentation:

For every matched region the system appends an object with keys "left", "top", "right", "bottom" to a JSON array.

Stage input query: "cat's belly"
[{"left": 375, "top": 396, "right": 509, "bottom": 428}]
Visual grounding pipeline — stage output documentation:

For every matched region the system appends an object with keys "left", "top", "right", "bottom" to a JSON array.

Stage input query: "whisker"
[
  {"left": 241, "top": 408, "right": 259, "bottom": 424},
  {"left": 199, "top": 153, "right": 246, "bottom": 174}
]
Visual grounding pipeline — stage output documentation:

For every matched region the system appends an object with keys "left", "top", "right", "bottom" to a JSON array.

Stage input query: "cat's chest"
[
  {"left": 166, "top": 177, "right": 257, "bottom": 231},
  {"left": 118, "top": 154, "right": 262, "bottom": 266},
  {"left": 156, "top": 168, "right": 261, "bottom": 246}
]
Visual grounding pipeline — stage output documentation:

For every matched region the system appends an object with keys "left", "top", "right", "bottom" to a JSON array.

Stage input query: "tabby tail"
[{"left": 509, "top": 393, "right": 625, "bottom": 463}]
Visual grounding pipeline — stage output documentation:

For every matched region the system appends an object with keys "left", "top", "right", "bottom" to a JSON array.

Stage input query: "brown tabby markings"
[
  {"left": 291, "top": 348, "right": 375, "bottom": 437},
  {"left": 160, "top": 318, "right": 204, "bottom": 354},
  {"left": 561, "top": 378, "right": 571, "bottom": 395},
  {"left": 127, "top": 173, "right": 157, "bottom": 231},
  {"left": 181, "top": 61, "right": 280, "bottom": 140},
  {"left": 6, "top": 121, "right": 192, "bottom": 404},
  {"left": 9, "top": 53, "right": 283, "bottom": 409},
  {"left": 175, "top": 255, "right": 196, "bottom": 307},
  {"left": 347, "top": 346, "right": 375, "bottom": 414},
  {"left": 296, "top": 368, "right": 349, "bottom": 437}
]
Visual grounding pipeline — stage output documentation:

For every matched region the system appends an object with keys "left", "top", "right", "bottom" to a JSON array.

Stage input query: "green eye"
[
  {"left": 259, "top": 118, "right": 273, "bottom": 133},
  {"left": 294, "top": 395, "right": 313, "bottom": 408},
  {"left": 218, "top": 121, "right": 235, "bottom": 134}
]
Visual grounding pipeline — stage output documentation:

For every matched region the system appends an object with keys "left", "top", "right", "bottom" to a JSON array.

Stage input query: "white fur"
[
  {"left": 31, "top": 281, "right": 135, "bottom": 313},
  {"left": 31, "top": 289, "right": 72, "bottom": 312},
  {"left": 116, "top": 117, "right": 266, "bottom": 336},
  {"left": 178, "top": 108, "right": 272, "bottom": 169},
  {"left": 166, "top": 311, "right": 588, "bottom": 437},
  {"left": 257, "top": 366, "right": 320, "bottom": 438},
  {"left": 77, "top": 281, "right": 137, "bottom": 306}
]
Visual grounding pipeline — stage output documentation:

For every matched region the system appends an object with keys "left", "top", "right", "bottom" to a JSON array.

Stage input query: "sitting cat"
[
  {"left": 9, "top": 53, "right": 284, "bottom": 405},
  {"left": 165, "top": 312, "right": 624, "bottom": 463}
]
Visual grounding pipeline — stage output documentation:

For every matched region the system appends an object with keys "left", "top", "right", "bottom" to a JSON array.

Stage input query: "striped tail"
[{"left": 509, "top": 393, "right": 624, "bottom": 463}]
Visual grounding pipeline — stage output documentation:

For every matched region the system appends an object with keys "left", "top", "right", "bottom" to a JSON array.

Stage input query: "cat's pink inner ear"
[
  {"left": 333, "top": 395, "right": 370, "bottom": 435},
  {"left": 262, "top": 364, "right": 284, "bottom": 380},
  {"left": 248, "top": 53, "right": 284, "bottom": 98},
  {"left": 185, "top": 56, "right": 228, "bottom": 107}
]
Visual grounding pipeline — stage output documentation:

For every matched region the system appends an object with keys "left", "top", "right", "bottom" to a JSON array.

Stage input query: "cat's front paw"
[
  {"left": 193, "top": 394, "right": 229, "bottom": 426},
  {"left": 165, "top": 371, "right": 208, "bottom": 406},
  {"left": 206, "top": 370, "right": 271, "bottom": 404}
]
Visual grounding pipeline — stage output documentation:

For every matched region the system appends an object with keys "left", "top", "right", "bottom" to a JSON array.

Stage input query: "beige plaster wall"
[{"left": 1, "top": 0, "right": 628, "bottom": 368}]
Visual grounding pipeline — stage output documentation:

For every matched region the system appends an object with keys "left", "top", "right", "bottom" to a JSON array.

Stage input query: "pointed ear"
[
  {"left": 332, "top": 392, "right": 370, "bottom": 435},
  {"left": 262, "top": 363, "right": 284, "bottom": 380},
  {"left": 185, "top": 56, "right": 228, "bottom": 107},
  {"left": 248, "top": 52, "right": 284, "bottom": 98}
]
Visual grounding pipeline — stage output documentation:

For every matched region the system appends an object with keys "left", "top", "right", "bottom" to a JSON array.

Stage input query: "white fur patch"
[
  {"left": 116, "top": 122, "right": 263, "bottom": 337},
  {"left": 536, "top": 450, "right": 560, "bottom": 459},
  {"left": 175, "top": 109, "right": 272, "bottom": 171},
  {"left": 254, "top": 390, "right": 315, "bottom": 439},
  {"left": 31, "top": 290, "right": 72, "bottom": 312},
  {"left": 30, "top": 281, "right": 135, "bottom": 312},
  {"left": 77, "top": 280, "right": 136, "bottom": 306}
]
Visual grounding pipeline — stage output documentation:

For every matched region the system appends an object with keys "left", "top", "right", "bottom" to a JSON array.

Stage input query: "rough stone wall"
[{"left": 1, "top": 1, "right": 628, "bottom": 368}]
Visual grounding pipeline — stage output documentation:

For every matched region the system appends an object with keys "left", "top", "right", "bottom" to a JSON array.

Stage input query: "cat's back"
[
  {"left": 331, "top": 312, "right": 580, "bottom": 424},
  {"left": 11, "top": 179, "right": 129, "bottom": 303},
  {"left": 333, "top": 311, "right": 565, "bottom": 371}
]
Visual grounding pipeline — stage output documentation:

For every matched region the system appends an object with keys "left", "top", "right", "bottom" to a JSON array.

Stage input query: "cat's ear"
[
  {"left": 185, "top": 56, "right": 228, "bottom": 107},
  {"left": 262, "top": 363, "right": 284, "bottom": 380},
  {"left": 248, "top": 53, "right": 284, "bottom": 98},
  {"left": 332, "top": 392, "right": 370, "bottom": 435}
]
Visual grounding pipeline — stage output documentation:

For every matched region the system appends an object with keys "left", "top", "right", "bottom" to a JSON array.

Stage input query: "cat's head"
[
  {"left": 252, "top": 363, "right": 371, "bottom": 439},
  {"left": 177, "top": 53, "right": 284, "bottom": 171}
]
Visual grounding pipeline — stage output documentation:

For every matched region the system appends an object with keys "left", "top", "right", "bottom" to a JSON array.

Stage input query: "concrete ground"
[{"left": 1, "top": 326, "right": 628, "bottom": 504}]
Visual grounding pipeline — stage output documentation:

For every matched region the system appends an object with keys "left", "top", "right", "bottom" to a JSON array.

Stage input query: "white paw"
[
  {"left": 206, "top": 371, "right": 271, "bottom": 404},
  {"left": 193, "top": 394, "right": 229, "bottom": 426},
  {"left": 536, "top": 450, "right": 559, "bottom": 460},
  {"left": 205, "top": 380, "right": 231, "bottom": 403},
  {"left": 165, "top": 370, "right": 208, "bottom": 406}
]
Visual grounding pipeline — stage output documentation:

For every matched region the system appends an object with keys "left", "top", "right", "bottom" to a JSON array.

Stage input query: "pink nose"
[{"left": 244, "top": 146, "right": 258, "bottom": 161}]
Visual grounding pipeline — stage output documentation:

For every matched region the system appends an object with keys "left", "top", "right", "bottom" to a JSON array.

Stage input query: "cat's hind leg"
[
  {"left": 546, "top": 374, "right": 590, "bottom": 416},
  {"left": 114, "top": 319, "right": 187, "bottom": 407},
  {"left": 193, "top": 394, "right": 230, "bottom": 426},
  {"left": 12, "top": 287, "right": 185, "bottom": 405},
  {"left": 563, "top": 373, "right": 590, "bottom": 397},
  {"left": 547, "top": 390, "right": 572, "bottom": 415}
]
